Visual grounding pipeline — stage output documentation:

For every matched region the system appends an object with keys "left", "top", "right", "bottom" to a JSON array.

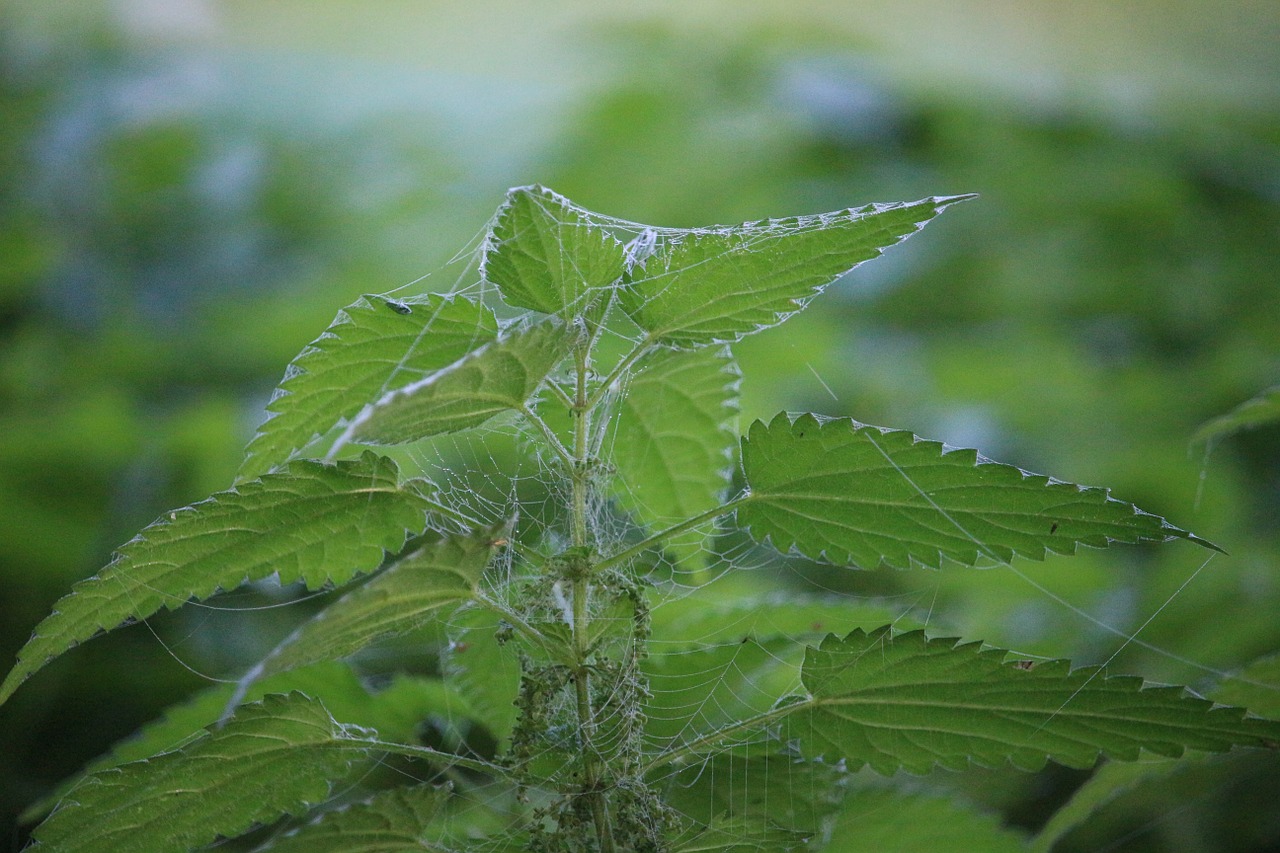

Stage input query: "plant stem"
[
  {"left": 584, "top": 335, "right": 655, "bottom": 410},
  {"left": 568, "top": 337, "right": 616, "bottom": 853}
]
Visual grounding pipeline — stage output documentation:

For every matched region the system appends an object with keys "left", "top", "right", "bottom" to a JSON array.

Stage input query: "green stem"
[
  {"left": 520, "top": 404, "right": 575, "bottom": 468},
  {"left": 584, "top": 335, "right": 655, "bottom": 410},
  {"left": 567, "top": 337, "right": 616, "bottom": 853},
  {"left": 593, "top": 493, "right": 751, "bottom": 575}
]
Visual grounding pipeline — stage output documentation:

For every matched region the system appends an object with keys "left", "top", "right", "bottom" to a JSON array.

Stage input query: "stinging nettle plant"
[{"left": 5, "top": 185, "right": 1279, "bottom": 852}]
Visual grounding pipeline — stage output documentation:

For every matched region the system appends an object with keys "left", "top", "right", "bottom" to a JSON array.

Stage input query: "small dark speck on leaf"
[
  {"left": 1014, "top": 660, "right": 1036, "bottom": 670},
  {"left": 385, "top": 299, "right": 412, "bottom": 314},
  {"left": 1049, "top": 523, "right": 1059, "bottom": 534}
]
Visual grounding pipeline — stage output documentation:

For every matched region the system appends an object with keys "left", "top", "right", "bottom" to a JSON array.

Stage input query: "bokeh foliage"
[{"left": 1, "top": 3, "right": 1277, "bottom": 850}]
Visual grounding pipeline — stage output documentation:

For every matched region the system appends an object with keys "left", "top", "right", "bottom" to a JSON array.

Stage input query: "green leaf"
[
  {"left": 443, "top": 607, "right": 521, "bottom": 749},
  {"left": 22, "top": 663, "right": 457, "bottom": 822},
  {"left": 248, "top": 531, "right": 496, "bottom": 682},
  {"left": 30, "top": 693, "right": 369, "bottom": 853},
  {"left": 483, "top": 184, "right": 626, "bottom": 317},
  {"left": 824, "top": 788, "right": 1027, "bottom": 853},
  {"left": 648, "top": 574, "right": 919, "bottom": 649},
  {"left": 656, "top": 753, "right": 845, "bottom": 837},
  {"left": 608, "top": 347, "right": 738, "bottom": 567},
  {"left": 1030, "top": 758, "right": 1181, "bottom": 853},
  {"left": 339, "top": 319, "right": 577, "bottom": 447},
  {"left": 0, "top": 453, "right": 428, "bottom": 706},
  {"left": 787, "top": 627, "right": 1280, "bottom": 775},
  {"left": 241, "top": 293, "right": 497, "bottom": 479},
  {"left": 621, "top": 195, "right": 972, "bottom": 347},
  {"left": 257, "top": 784, "right": 452, "bottom": 852},
  {"left": 643, "top": 639, "right": 800, "bottom": 747},
  {"left": 1193, "top": 384, "right": 1280, "bottom": 445},
  {"left": 738, "top": 412, "right": 1215, "bottom": 570},
  {"left": 672, "top": 816, "right": 808, "bottom": 853}
]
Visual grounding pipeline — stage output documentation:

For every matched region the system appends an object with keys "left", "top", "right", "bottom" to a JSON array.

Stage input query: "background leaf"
[
  {"left": 0, "top": 453, "right": 428, "bottom": 706},
  {"left": 823, "top": 787, "right": 1028, "bottom": 853},
  {"left": 1193, "top": 385, "right": 1280, "bottom": 446},
  {"left": 250, "top": 531, "right": 495, "bottom": 681},
  {"left": 738, "top": 412, "right": 1213, "bottom": 570},
  {"left": 608, "top": 347, "right": 738, "bottom": 568},
  {"left": 788, "top": 627, "right": 1280, "bottom": 775},
  {"left": 341, "top": 320, "right": 576, "bottom": 446},
  {"left": 257, "top": 784, "right": 452, "bottom": 853},
  {"left": 620, "top": 196, "right": 972, "bottom": 347},
  {"left": 240, "top": 293, "right": 498, "bottom": 480},
  {"left": 30, "top": 693, "right": 368, "bottom": 853},
  {"left": 483, "top": 184, "right": 626, "bottom": 317}
]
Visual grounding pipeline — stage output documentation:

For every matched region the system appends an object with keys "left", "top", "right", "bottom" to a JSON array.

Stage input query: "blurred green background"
[{"left": 1, "top": 1, "right": 1278, "bottom": 850}]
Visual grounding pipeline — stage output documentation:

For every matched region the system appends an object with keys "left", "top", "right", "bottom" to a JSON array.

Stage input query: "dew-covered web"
[{"left": 116, "top": 193, "right": 1273, "bottom": 850}]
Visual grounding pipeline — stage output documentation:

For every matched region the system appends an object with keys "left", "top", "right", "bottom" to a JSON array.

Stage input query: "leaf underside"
[
  {"left": 30, "top": 693, "right": 367, "bottom": 853},
  {"left": 608, "top": 347, "right": 739, "bottom": 567},
  {"left": 483, "top": 184, "right": 626, "bottom": 317},
  {"left": 621, "top": 195, "right": 973, "bottom": 347},
  {"left": 0, "top": 453, "right": 428, "bottom": 706},
  {"left": 341, "top": 319, "right": 576, "bottom": 447},
  {"left": 787, "top": 627, "right": 1280, "bottom": 775},
  {"left": 240, "top": 293, "right": 497, "bottom": 480},
  {"left": 738, "top": 412, "right": 1214, "bottom": 570}
]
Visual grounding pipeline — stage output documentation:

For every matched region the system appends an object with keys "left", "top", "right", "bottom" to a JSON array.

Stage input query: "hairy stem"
[{"left": 569, "top": 338, "right": 616, "bottom": 853}]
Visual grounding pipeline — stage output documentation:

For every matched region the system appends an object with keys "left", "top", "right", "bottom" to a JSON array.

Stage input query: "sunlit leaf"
[
  {"left": 609, "top": 347, "right": 738, "bottom": 567},
  {"left": 0, "top": 453, "right": 428, "bottom": 706},
  {"left": 241, "top": 293, "right": 497, "bottom": 480},
  {"left": 787, "top": 627, "right": 1280, "bottom": 774},
  {"left": 339, "top": 320, "right": 576, "bottom": 447},
  {"left": 30, "top": 693, "right": 369, "bottom": 853},
  {"left": 621, "top": 195, "right": 972, "bottom": 347},
  {"left": 738, "top": 412, "right": 1215, "bottom": 570},
  {"left": 483, "top": 184, "right": 626, "bottom": 317}
]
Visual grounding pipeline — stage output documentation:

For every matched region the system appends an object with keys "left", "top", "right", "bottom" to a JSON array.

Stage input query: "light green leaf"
[
  {"left": 824, "top": 788, "right": 1027, "bottom": 853},
  {"left": 340, "top": 320, "right": 576, "bottom": 447},
  {"left": 483, "top": 184, "right": 626, "bottom": 317},
  {"left": 608, "top": 347, "right": 738, "bottom": 567},
  {"left": 30, "top": 693, "right": 369, "bottom": 853},
  {"left": 443, "top": 607, "right": 521, "bottom": 749},
  {"left": 1212, "top": 650, "right": 1280, "bottom": 719},
  {"left": 249, "top": 532, "right": 496, "bottom": 682},
  {"left": 259, "top": 784, "right": 452, "bottom": 853},
  {"left": 738, "top": 412, "right": 1215, "bottom": 570},
  {"left": 1193, "top": 384, "right": 1280, "bottom": 446},
  {"left": 672, "top": 816, "right": 808, "bottom": 853},
  {"left": 621, "top": 195, "right": 972, "bottom": 347},
  {"left": 788, "top": 627, "right": 1280, "bottom": 775},
  {"left": 657, "top": 753, "right": 845, "bottom": 837},
  {"left": 241, "top": 293, "right": 497, "bottom": 480},
  {"left": 0, "top": 453, "right": 428, "bottom": 706},
  {"left": 644, "top": 639, "right": 800, "bottom": 747}
]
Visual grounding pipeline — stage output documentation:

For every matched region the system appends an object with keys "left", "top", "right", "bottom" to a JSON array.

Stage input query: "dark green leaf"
[
  {"left": 789, "top": 627, "right": 1280, "bottom": 774},
  {"left": 824, "top": 788, "right": 1027, "bottom": 852},
  {"left": 738, "top": 412, "right": 1215, "bottom": 570},
  {"left": 0, "top": 453, "right": 428, "bottom": 706},
  {"left": 483, "top": 184, "right": 626, "bottom": 317},
  {"left": 621, "top": 196, "right": 972, "bottom": 347},
  {"left": 30, "top": 693, "right": 369, "bottom": 853},
  {"left": 259, "top": 784, "right": 453, "bottom": 853},
  {"left": 241, "top": 293, "right": 497, "bottom": 479}
]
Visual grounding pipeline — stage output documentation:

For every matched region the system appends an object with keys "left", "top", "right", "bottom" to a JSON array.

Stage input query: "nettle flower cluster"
[{"left": 5, "top": 186, "right": 1278, "bottom": 853}]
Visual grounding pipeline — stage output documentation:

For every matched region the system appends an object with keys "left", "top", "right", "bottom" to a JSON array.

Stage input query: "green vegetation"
[{"left": 4, "top": 186, "right": 1277, "bottom": 851}]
